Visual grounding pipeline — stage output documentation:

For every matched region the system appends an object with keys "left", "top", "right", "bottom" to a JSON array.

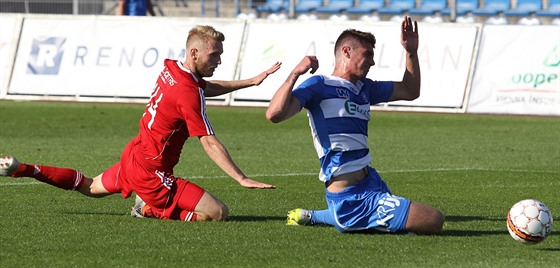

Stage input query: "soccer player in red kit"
[{"left": 0, "top": 25, "right": 280, "bottom": 221}]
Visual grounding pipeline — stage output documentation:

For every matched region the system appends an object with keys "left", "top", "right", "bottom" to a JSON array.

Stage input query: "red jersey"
[
  {"left": 101, "top": 59, "right": 213, "bottom": 216},
  {"left": 131, "top": 59, "right": 214, "bottom": 172}
]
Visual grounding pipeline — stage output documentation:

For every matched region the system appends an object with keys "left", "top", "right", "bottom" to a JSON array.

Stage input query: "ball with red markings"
[{"left": 506, "top": 199, "right": 553, "bottom": 244}]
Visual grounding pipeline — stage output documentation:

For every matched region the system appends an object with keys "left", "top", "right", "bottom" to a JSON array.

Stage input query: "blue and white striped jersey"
[{"left": 292, "top": 75, "right": 394, "bottom": 183}]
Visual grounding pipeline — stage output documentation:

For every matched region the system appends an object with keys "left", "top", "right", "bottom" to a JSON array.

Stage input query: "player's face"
[
  {"left": 196, "top": 39, "right": 223, "bottom": 77},
  {"left": 348, "top": 42, "right": 375, "bottom": 79}
]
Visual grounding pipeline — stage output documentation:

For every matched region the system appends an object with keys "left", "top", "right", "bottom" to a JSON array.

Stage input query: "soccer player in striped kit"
[
  {"left": 266, "top": 17, "right": 444, "bottom": 234},
  {"left": 1, "top": 25, "right": 279, "bottom": 222}
]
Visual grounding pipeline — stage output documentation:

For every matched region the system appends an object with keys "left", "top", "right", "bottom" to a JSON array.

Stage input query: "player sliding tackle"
[
  {"left": 266, "top": 16, "right": 444, "bottom": 234},
  {"left": 0, "top": 25, "right": 279, "bottom": 222}
]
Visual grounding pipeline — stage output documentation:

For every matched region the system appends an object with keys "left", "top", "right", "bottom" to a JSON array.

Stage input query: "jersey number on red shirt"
[{"left": 146, "top": 83, "right": 164, "bottom": 130}]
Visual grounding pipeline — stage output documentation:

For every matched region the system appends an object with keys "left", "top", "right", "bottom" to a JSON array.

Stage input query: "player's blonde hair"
[{"left": 186, "top": 25, "right": 225, "bottom": 48}]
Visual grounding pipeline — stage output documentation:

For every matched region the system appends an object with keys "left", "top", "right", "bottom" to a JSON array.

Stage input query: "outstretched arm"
[
  {"left": 204, "top": 62, "right": 282, "bottom": 97},
  {"left": 199, "top": 135, "right": 276, "bottom": 189},
  {"left": 390, "top": 16, "right": 421, "bottom": 101},
  {"left": 266, "top": 56, "right": 319, "bottom": 123}
]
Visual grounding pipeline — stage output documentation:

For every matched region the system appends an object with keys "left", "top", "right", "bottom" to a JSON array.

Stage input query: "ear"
[
  {"left": 189, "top": 48, "right": 198, "bottom": 60},
  {"left": 341, "top": 46, "right": 351, "bottom": 58}
]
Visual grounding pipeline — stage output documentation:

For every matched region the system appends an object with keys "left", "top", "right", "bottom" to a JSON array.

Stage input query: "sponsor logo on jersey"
[
  {"left": 344, "top": 100, "right": 370, "bottom": 117},
  {"left": 160, "top": 67, "right": 177, "bottom": 86},
  {"left": 336, "top": 88, "right": 349, "bottom": 99}
]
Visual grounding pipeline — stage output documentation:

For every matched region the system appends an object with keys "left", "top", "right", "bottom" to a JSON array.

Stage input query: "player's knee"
[
  {"left": 205, "top": 200, "right": 228, "bottom": 221},
  {"left": 407, "top": 202, "right": 445, "bottom": 235},
  {"left": 419, "top": 207, "right": 444, "bottom": 234},
  {"left": 195, "top": 191, "right": 229, "bottom": 221},
  {"left": 430, "top": 210, "right": 445, "bottom": 234},
  {"left": 196, "top": 204, "right": 227, "bottom": 221},
  {"left": 213, "top": 203, "right": 229, "bottom": 221}
]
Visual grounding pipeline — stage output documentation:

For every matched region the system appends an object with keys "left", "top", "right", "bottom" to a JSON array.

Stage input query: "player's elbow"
[
  {"left": 265, "top": 110, "right": 282, "bottom": 123},
  {"left": 266, "top": 101, "right": 300, "bottom": 123},
  {"left": 400, "top": 86, "right": 420, "bottom": 101},
  {"left": 266, "top": 116, "right": 282, "bottom": 124},
  {"left": 406, "top": 90, "right": 420, "bottom": 101},
  {"left": 393, "top": 82, "right": 420, "bottom": 101}
]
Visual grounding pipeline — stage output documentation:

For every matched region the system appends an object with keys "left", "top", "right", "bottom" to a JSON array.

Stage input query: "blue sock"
[{"left": 310, "top": 209, "right": 336, "bottom": 226}]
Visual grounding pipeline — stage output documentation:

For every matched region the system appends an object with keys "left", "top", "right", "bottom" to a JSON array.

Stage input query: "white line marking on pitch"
[{"left": 1, "top": 167, "right": 557, "bottom": 186}]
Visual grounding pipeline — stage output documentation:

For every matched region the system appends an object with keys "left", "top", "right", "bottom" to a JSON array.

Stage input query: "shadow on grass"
[
  {"left": 341, "top": 229, "right": 509, "bottom": 236},
  {"left": 539, "top": 247, "right": 560, "bottom": 251},
  {"left": 63, "top": 211, "right": 126, "bottom": 216},
  {"left": 442, "top": 215, "right": 509, "bottom": 236},
  {"left": 442, "top": 230, "right": 509, "bottom": 236},
  {"left": 63, "top": 213, "right": 287, "bottom": 223},
  {"left": 445, "top": 215, "right": 505, "bottom": 222},
  {"left": 228, "top": 215, "right": 285, "bottom": 222},
  {"left": 62, "top": 212, "right": 303, "bottom": 223},
  {"left": 343, "top": 215, "right": 511, "bottom": 236}
]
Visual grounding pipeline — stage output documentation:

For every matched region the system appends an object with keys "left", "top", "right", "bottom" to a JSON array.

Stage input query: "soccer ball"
[{"left": 506, "top": 199, "right": 553, "bottom": 244}]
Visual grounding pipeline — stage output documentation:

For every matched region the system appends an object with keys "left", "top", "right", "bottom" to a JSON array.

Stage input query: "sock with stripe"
[
  {"left": 11, "top": 163, "right": 85, "bottom": 191},
  {"left": 180, "top": 210, "right": 198, "bottom": 221}
]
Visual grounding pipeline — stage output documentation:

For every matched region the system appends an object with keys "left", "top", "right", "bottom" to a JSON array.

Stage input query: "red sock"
[
  {"left": 12, "top": 163, "right": 85, "bottom": 191},
  {"left": 180, "top": 210, "right": 198, "bottom": 221}
]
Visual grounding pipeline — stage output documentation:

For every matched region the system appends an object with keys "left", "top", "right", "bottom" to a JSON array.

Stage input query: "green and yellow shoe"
[{"left": 286, "top": 208, "right": 311, "bottom": 226}]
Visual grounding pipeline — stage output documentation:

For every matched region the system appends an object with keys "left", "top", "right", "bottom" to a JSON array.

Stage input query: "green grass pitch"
[{"left": 0, "top": 100, "right": 558, "bottom": 267}]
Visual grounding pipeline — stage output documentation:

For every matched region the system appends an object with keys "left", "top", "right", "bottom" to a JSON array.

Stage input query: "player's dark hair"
[{"left": 334, "top": 29, "right": 376, "bottom": 55}]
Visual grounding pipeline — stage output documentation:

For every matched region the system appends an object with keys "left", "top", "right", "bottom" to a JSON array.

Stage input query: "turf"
[{"left": 0, "top": 100, "right": 558, "bottom": 267}]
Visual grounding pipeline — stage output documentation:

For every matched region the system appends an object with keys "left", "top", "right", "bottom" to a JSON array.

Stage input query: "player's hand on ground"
[
  {"left": 238, "top": 178, "right": 276, "bottom": 189},
  {"left": 293, "top": 56, "right": 319, "bottom": 76},
  {"left": 253, "top": 61, "right": 282, "bottom": 86}
]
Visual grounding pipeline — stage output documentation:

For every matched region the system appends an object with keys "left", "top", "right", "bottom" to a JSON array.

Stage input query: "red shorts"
[{"left": 101, "top": 147, "right": 205, "bottom": 221}]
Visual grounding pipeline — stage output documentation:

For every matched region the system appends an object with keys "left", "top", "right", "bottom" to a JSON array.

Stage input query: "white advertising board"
[
  {"left": 234, "top": 21, "right": 478, "bottom": 109},
  {"left": 0, "top": 15, "right": 21, "bottom": 96},
  {"left": 232, "top": 20, "right": 332, "bottom": 104},
  {"left": 8, "top": 16, "right": 244, "bottom": 101},
  {"left": 467, "top": 25, "right": 560, "bottom": 116}
]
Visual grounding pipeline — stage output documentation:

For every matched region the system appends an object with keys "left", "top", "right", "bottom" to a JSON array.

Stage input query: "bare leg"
[
  {"left": 405, "top": 201, "right": 445, "bottom": 235},
  {"left": 194, "top": 191, "right": 229, "bottom": 221},
  {"left": 77, "top": 174, "right": 113, "bottom": 198}
]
